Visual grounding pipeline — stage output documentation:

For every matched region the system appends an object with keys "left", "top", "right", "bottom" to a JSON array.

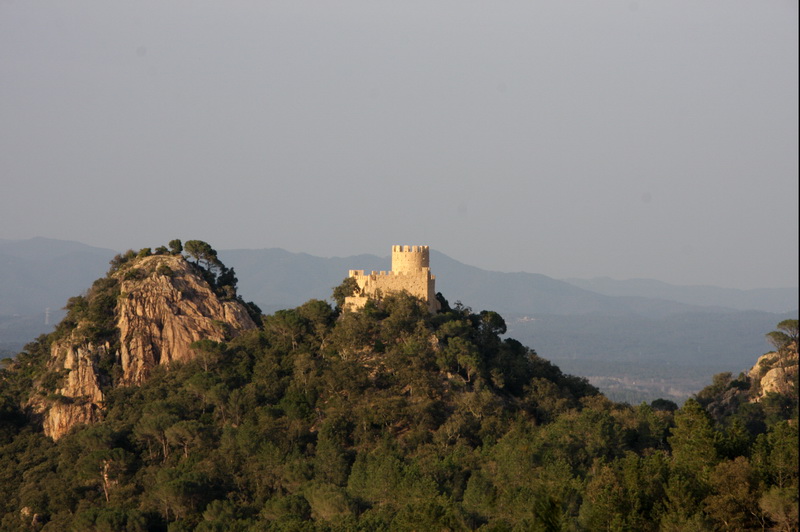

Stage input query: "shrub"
[
  {"left": 156, "top": 264, "right": 174, "bottom": 277},
  {"left": 124, "top": 268, "right": 147, "bottom": 281}
]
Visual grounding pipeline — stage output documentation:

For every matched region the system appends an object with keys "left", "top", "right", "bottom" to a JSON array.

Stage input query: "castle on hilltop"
[{"left": 345, "top": 245, "right": 441, "bottom": 313}]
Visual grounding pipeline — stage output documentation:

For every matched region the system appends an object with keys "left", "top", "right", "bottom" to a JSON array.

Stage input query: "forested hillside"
[
  {"left": 2, "top": 238, "right": 795, "bottom": 405},
  {"left": 0, "top": 245, "right": 797, "bottom": 531}
]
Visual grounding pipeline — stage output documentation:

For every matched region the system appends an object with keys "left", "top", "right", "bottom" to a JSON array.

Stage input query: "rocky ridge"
[{"left": 32, "top": 254, "right": 257, "bottom": 439}]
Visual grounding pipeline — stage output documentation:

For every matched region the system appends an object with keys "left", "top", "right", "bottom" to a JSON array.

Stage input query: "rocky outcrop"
[
  {"left": 117, "top": 255, "right": 257, "bottom": 385},
  {"left": 36, "top": 337, "right": 109, "bottom": 439},
  {"left": 34, "top": 254, "right": 258, "bottom": 439},
  {"left": 748, "top": 345, "right": 799, "bottom": 400}
]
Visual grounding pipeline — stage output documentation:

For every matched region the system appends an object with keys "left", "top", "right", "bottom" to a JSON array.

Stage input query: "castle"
[{"left": 345, "top": 245, "right": 441, "bottom": 313}]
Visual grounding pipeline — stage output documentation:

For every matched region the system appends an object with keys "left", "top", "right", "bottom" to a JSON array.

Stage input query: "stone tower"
[
  {"left": 345, "top": 245, "right": 441, "bottom": 313},
  {"left": 391, "top": 244, "right": 430, "bottom": 272}
]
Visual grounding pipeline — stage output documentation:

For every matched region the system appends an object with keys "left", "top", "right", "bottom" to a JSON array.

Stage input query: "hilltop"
[
  {"left": 19, "top": 248, "right": 259, "bottom": 440},
  {"left": 4, "top": 238, "right": 795, "bottom": 403},
  {"left": 0, "top": 240, "right": 796, "bottom": 530}
]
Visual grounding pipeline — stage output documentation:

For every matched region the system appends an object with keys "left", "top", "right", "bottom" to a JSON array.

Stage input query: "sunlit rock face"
[
  {"left": 116, "top": 255, "right": 256, "bottom": 385},
  {"left": 748, "top": 345, "right": 799, "bottom": 400},
  {"left": 38, "top": 339, "right": 109, "bottom": 439},
  {"left": 34, "top": 254, "right": 257, "bottom": 439}
]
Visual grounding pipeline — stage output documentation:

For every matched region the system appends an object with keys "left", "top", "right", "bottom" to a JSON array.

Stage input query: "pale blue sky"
[{"left": 1, "top": 1, "right": 797, "bottom": 289}]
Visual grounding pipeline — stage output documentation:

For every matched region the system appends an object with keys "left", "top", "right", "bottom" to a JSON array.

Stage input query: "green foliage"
[
  {"left": 651, "top": 398, "right": 678, "bottom": 412},
  {"left": 45, "top": 276, "right": 122, "bottom": 354},
  {"left": 669, "top": 399, "right": 718, "bottom": 478},
  {"left": 759, "top": 486, "right": 799, "bottom": 532},
  {"left": 184, "top": 240, "right": 220, "bottom": 271},
  {"left": 107, "top": 249, "right": 137, "bottom": 274},
  {"left": 0, "top": 288, "right": 796, "bottom": 530},
  {"left": 124, "top": 267, "right": 147, "bottom": 281},
  {"left": 175, "top": 239, "right": 261, "bottom": 324},
  {"left": 156, "top": 263, "right": 174, "bottom": 277},
  {"left": 767, "top": 319, "right": 799, "bottom": 350},
  {"left": 331, "top": 276, "right": 360, "bottom": 309},
  {"left": 703, "top": 456, "right": 761, "bottom": 530}
]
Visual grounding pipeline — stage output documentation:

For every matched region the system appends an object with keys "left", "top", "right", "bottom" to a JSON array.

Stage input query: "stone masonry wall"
[
  {"left": 391, "top": 245, "right": 430, "bottom": 272},
  {"left": 345, "top": 245, "right": 440, "bottom": 312}
]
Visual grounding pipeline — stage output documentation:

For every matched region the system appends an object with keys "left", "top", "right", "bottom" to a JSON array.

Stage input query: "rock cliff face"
[
  {"left": 748, "top": 344, "right": 799, "bottom": 400},
  {"left": 34, "top": 254, "right": 258, "bottom": 439},
  {"left": 40, "top": 337, "right": 110, "bottom": 439},
  {"left": 117, "top": 255, "right": 257, "bottom": 385}
]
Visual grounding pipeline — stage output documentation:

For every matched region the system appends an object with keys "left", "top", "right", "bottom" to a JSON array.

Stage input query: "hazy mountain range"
[
  {"left": 220, "top": 247, "right": 798, "bottom": 316},
  {"left": 3, "top": 237, "right": 794, "bottom": 319},
  {"left": 563, "top": 276, "right": 797, "bottom": 314},
  {"left": 2, "top": 237, "right": 796, "bottom": 402}
]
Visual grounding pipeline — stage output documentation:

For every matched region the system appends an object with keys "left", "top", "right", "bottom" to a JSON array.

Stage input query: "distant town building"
[{"left": 345, "top": 245, "right": 441, "bottom": 313}]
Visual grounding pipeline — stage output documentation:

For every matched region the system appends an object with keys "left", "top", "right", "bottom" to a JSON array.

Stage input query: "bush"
[
  {"left": 157, "top": 264, "right": 174, "bottom": 277},
  {"left": 124, "top": 268, "right": 147, "bottom": 281}
]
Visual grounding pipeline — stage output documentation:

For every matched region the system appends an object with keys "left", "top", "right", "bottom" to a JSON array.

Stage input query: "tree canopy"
[
  {"left": 183, "top": 240, "right": 221, "bottom": 271},
  {"left": 766, "top": 319, "right": 799, "bottom": 351},
  {"left": 0, "top": 274, "right": 796, "bottom": 530}
]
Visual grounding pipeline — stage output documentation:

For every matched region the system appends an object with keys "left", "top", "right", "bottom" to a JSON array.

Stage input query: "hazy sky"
[{"left": 1, "top": 1, "right": 797, "bottom": 289}]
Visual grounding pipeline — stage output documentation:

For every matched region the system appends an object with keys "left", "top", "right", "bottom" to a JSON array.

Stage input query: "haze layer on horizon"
[{"left": 1, "top": 1, "right": 797, "bottom": 290}]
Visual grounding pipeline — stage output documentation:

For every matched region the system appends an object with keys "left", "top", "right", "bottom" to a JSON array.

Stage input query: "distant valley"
[{"left": 1, "top": 237, "right": 796, "bottom": 402}]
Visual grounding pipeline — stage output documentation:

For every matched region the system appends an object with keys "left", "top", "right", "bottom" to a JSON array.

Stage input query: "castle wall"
[{"left": 345, "top": 245, "right": 440, "bottom": 312}]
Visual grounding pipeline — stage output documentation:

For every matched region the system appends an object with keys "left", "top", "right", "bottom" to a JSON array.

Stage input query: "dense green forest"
[{"left": 0, "top": 248, "right": 797, "bottom": 531}]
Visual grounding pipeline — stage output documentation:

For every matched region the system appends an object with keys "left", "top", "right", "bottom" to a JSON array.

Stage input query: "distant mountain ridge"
[
  {"left": 563, "top": 276, "right": 797, "bottom": 314},
  {"left": 220, "top": 247, "right": 798, "bottom": 317},
  {"left": 0, "top": 237, "right": 116, "bottom": 316},
  {"left": 1, "top": 237, "right": 796, "bottom": 321},
  {"left": 429, "top": 252, "right": 733, "bottom": 318}
]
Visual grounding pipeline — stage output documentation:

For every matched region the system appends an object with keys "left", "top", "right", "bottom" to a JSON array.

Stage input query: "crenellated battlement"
[
  {"left": 345, "top": 245, "right": 440, "bottom": 312},
  {"left": 391, "top": 244, "right": 430, "bottom": 273},
  {"left": 350, "top": 268, "right": 433, "bottom": 279},
  {"left": 391, "top": 245, "right": 429, "bottom": 253}
]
